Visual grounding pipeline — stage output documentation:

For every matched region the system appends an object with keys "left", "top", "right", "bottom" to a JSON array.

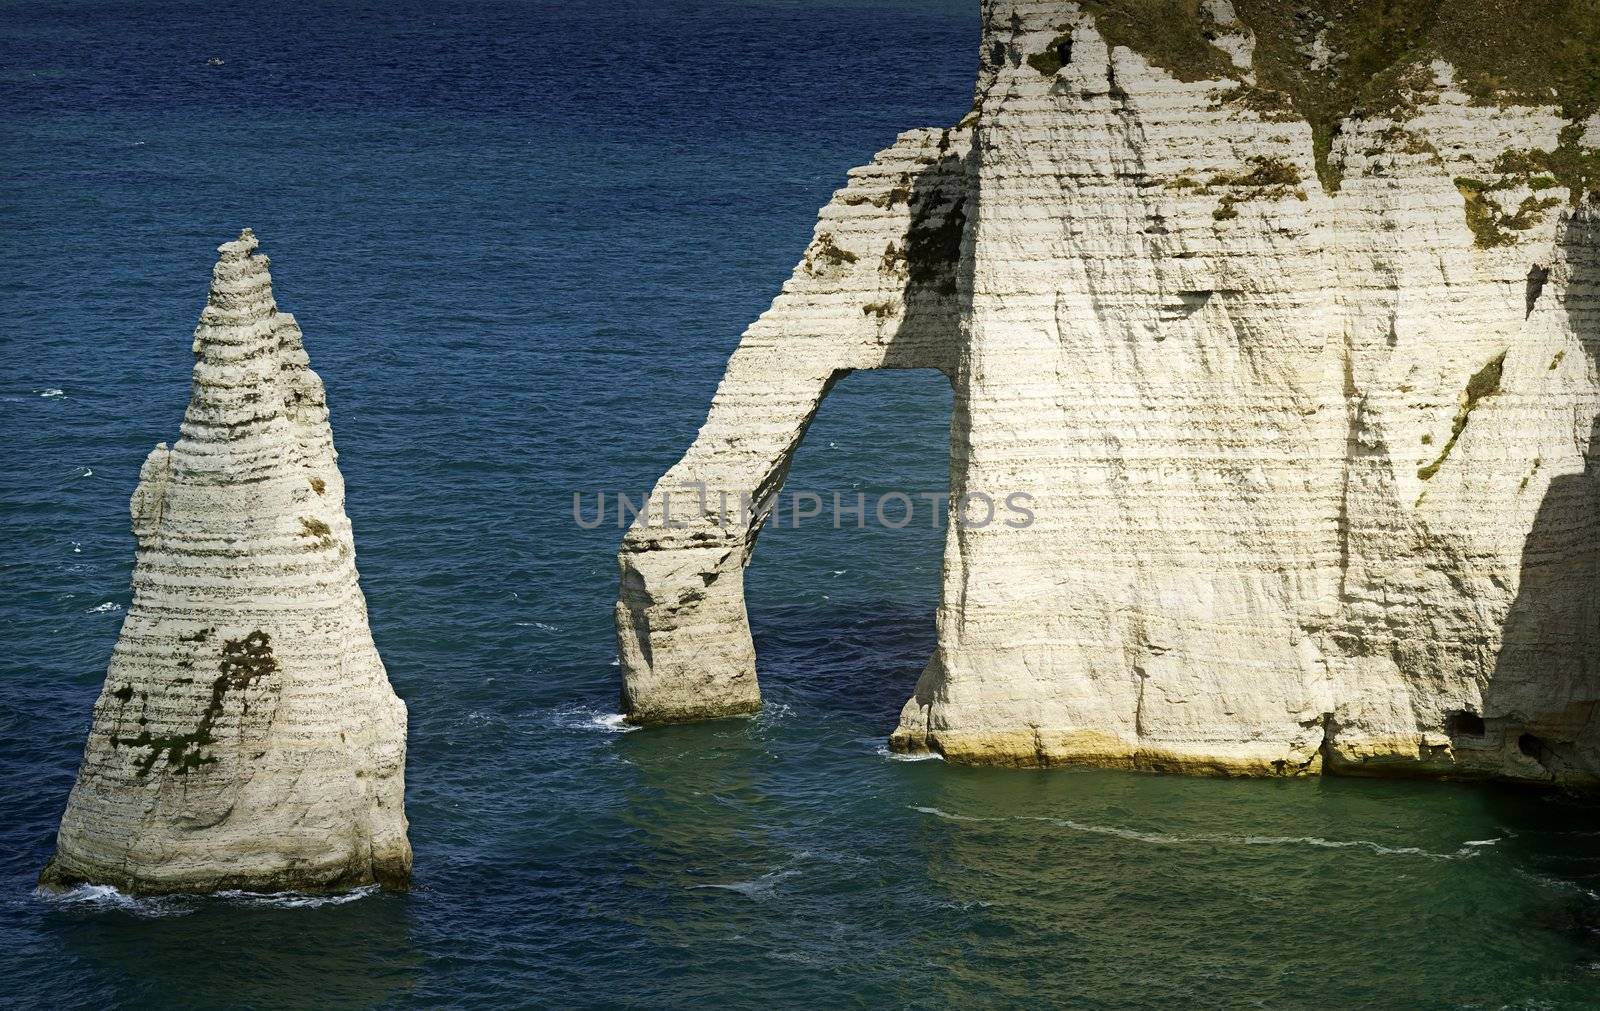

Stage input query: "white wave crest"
[
  {"left": 36, "top": 884, "right": 192, "bottom": 918},
  {"left": 215, "top": 884, "right": 381, "bottom": 908},
  {"left": 910, "top": 805, "right": 1500, "bottom": 859},
  {"left": 1516, "top": 868, "right": 1600, "bottom": 902},
  {"left": 687, "top": 867, "right": 799, "bottom": 900},
  {"left": 552, "top": 705, "right": 639, "bottom": 733},
  {"left": 87, "top": 601, "right": 122, "bottom": 613},
  {"left": 877, "top": 744, "right": 944, "bottom": 762},
  {"left": 753, "top": 702, "right": 794, "bottom": 727},
  {"left": 910, "top": 805, "right": 984, "bottom": 822},
  {"left": 38, "top": 882, "right": 382, "bottom": 916}
]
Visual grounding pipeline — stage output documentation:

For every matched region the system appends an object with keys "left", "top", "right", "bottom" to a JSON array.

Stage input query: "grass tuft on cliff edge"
[
  {"left": 1059, "top": 1, "right": 1599, "bottom": 194},
  {"left": 1075, "top": 0, "right": 1241, "bottom": 82}
]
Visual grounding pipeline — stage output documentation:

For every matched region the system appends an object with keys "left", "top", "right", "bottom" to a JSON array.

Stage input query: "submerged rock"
[
  {"left": 617, "top": 2, "right": 1600, "bottom": 786},
  {"left": 42, "top": 230, "right": 410, "bottom": 894}
]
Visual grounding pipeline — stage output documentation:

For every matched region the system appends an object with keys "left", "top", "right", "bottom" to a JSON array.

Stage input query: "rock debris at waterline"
[
  {"left": 41, "top": 229, "right": 410, "bottom": 895},
  {"left": 616, "top": 0, "right": 1600, "bottom": 787}
]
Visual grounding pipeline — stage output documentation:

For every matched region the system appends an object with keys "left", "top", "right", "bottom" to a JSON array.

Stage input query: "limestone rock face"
[
  {"left": 43, "top": 230, "right": 410, "bottom": 894},
  {"left": 618, "top": 2, "right": 1600, "bottom": 787}
]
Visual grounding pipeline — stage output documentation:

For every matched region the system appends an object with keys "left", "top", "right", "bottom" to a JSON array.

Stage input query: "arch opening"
[
  {"left": 614, "top": 123, "right": 974, "bottom": 727},
  {"left": 743, "top": 367, "right": 953, "bottom": 721}
]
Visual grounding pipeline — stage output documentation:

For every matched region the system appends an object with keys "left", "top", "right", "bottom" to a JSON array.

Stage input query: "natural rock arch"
[
  {"left": 618, "top": 0, "right": 1600, "bottom": 785},
  {"left": 616, "top": 127, "right": 971, "bottom": 724}
]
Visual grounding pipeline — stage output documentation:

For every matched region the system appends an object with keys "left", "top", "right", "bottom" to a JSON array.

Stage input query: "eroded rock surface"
[
  {"left": 43, "top": 230, "right": 410, "bottom": 894},
  {"left": 619, "top": 1, "right": 1600, "bottom": 787}
]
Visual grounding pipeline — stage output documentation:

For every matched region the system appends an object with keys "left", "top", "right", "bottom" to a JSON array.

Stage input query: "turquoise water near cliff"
[{"left": 3, "top": 1, "right": 1599, "bottom": 1006}]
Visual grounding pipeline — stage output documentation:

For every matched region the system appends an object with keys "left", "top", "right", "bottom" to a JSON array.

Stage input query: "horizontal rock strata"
[
  {"left": 43, "top": 230, "right": 410, "bottom": 894},
  {"left": 620, "top": 1, "right": 1600, "bottom": 787}
]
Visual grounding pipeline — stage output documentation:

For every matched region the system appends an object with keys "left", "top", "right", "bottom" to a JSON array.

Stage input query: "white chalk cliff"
[
  {"left": 43, "top": 230, "right": 410, "bottom": 894},
  {"left": 618, "top": 1, "right": 1600, "bottom": 786}
]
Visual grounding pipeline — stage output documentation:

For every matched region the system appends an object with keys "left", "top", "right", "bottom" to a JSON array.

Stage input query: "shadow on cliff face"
[
  {"left": 1482, "top": 208, "right": 1600, "bottom": 786},
  {"left": 877, "top": 130, "right": 979, "bottom": 725},
  {"left": 881, "top": 127, "right": 974, "bottom": 380}
]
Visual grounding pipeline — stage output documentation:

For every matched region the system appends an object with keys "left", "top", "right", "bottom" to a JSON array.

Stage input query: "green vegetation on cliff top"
[
  {"left": 1075, "top": 1, "right": 1240, "bottom": 82},
  {"left": 1061, "top": 0, "right": 1599, "bottom": 192}
]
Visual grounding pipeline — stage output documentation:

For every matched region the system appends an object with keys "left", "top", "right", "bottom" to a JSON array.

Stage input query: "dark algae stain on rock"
[
  {"left": 113, "top": 631, "right": 281, "bottom": 776},
  {"left": 1494, "top": 127, "right": 1600, "bottom": 209},
  {"left": 809, "top": 233, "right": 859, "bottom": 271},
  {"left": 1455, "top": 177, "right": 1511, "bottom": 248},
  {"left": 218, "top": 631, "right": 281, "bottom": 689},
  {"left": 1208, "top": 155, "right": 1307, "bottom": 218}
]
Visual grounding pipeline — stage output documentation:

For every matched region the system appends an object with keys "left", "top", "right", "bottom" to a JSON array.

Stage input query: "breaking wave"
[
  {"left": 36, "top": 883, "right": 380, "bottom": 917},
  {"left": 876, "top": 744, "right": 943, "bottom": 762},
  {"left": 552, "top": 704, "right": 638, "bottom": 734},
  {"left": 687, "top": 851, "right": 819, "bottom": 901},
  {"left": 752, "top": 701, "right": 795, "bottom": 728},
  {"left": 215, "top": 884, "right": 381, "bottom": 908},
  {"left": 1515, "top": 868, "right": 1600, "bottom": 903},
  {"left": 37, "top": 884, "right": 194, "bottom": 919}
]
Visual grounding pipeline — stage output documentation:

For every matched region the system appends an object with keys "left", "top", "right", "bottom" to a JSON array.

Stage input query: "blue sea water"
[{"left": 2, "top": 1, "right": 1599, "bottom": 1007}]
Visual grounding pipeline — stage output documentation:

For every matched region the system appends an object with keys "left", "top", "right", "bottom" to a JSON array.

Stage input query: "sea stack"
[
  {"left": 42, "top": 230, "right": 410, "bottom": 894},
  {"left": 618, "top": 1, "right": 1600, "bottom": 786}
]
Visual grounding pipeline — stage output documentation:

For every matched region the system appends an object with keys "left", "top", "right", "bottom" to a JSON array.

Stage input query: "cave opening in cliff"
[
  {"left": 741, "top": 367, "right": 953, "bottom": 720},
  {"left": 1447, "top": 711, "right": 1487, "bottom": 737}
]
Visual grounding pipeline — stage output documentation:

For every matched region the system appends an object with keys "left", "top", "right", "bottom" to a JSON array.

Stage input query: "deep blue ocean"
[{"left": 3, "top": 2, "right": 1600, "bottom": 1007}]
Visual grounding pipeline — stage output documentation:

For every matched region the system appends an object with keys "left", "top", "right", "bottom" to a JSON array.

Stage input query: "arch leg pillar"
[{"left": 617, "top": 544, "right": 759, "bottom": 723}]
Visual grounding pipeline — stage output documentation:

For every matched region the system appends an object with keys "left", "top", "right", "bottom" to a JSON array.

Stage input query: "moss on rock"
[
  {"left": 1028, "top": 32, "right": 1076, "bottom": 76},
  {"left": 1418, "top": 352, "right": 1506, "bottom": 480},
  {"left": 1077, "top": 0, "right": 1242, "bottom": 82},
  {"left": 1058, "top": 1, "right": 1599, "bottom": 193}
]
